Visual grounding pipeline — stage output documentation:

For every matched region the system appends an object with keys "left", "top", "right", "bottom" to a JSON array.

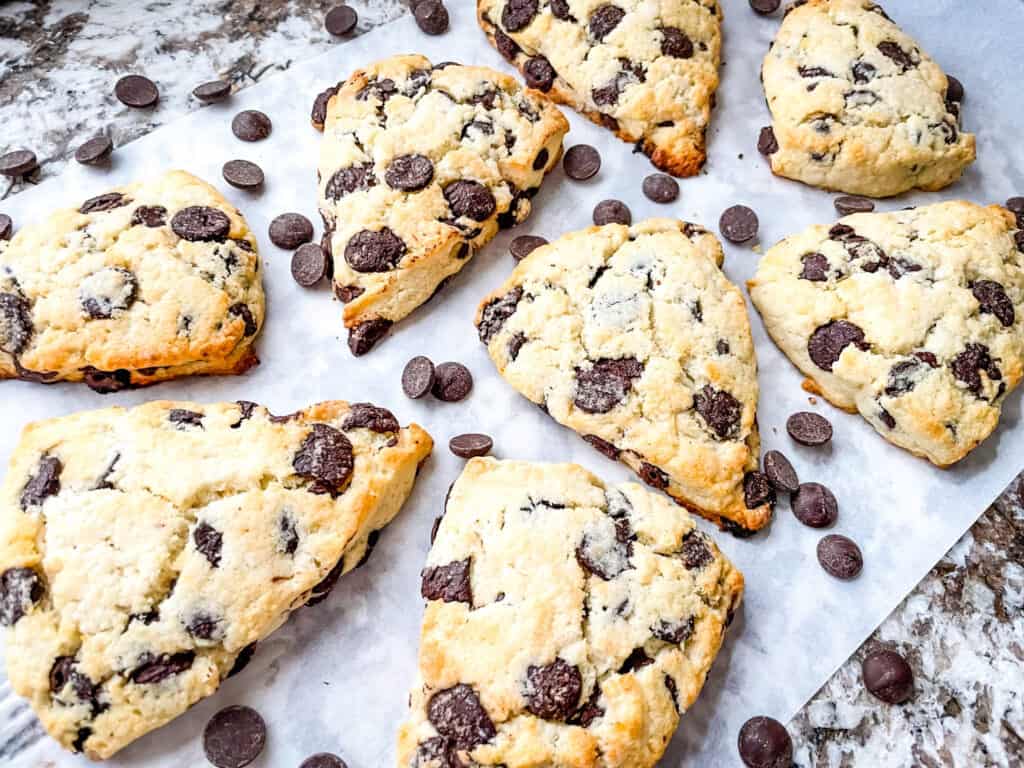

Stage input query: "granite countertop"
[{"left": 0, "top": 1, "right": 1021, "bottom": 765}]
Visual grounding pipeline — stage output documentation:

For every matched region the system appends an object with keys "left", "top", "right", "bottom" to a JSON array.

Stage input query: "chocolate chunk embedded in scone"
[
  {"left": 397, "top": 458, "right": 743, "bottom": 768},
  {"left": 318, "top": 54, "right": 568, "bottom": 354},
  {"left": 477, "top": 0, "right": 722, "bottom": 177},
  {"left": 0, "top": 170, "right": 264, "bottom": 389},
  {"left": 749, "top": 200, "right": 1024, "bottom": 466},
  {"left": 761, "top": 0, "right": 975, "bottom": 196},
  {"left": 475, "top": 218, "right": 772, "bottom": 532},
  {"left": 0, "top": 399, "right": 431, "bottom": 759}
]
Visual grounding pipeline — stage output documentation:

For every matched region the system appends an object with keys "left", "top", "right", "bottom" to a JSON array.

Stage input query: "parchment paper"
[{"left": 2, "top": 1, "right": 1022, "bottom": 765}]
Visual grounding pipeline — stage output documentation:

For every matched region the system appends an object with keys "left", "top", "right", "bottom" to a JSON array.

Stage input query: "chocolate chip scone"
[
  {"left": 0, "top": 170, "right": 264, "bottom": 392},
  {"left": 749, "top": 201, "right": 1024, "bottom": 466},
  {"left": 0, "top": 399, "right": 432, "bottom": 759},
  {"left": 475, "top": 218, "right": 772, "bottom": 533},
  {"left": 396, "top": 458, "right": 743, "bottom": 768},
  {"left": 761, "top": 0, "right": 975, "bottom": 197},
  {"left": 316, "top": 54, "right": 568, "bottom": 355},
  {"left": 477, "top": 0, "right": 722, "bottom": 177}
]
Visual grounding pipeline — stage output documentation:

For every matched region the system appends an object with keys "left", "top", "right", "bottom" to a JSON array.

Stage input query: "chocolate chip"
[
  {"left": 402, "top": 356, "right": 435, "bottom": 398},
  {"left": 413, "top": 0, "right": 449, "bottom": 34},
  {"left": 743, "top": 471, "right": 775, "bottom": 509},
  {"left": 269, "top": 213, "right": 314, "bottom": 250},
  {"left": 75, "top": 135, "right": 113, "bottom": 165},
  {"left": 444, "top": 180, "right": 496, "bottom": 221},
  {"left": 0, "top": 292, "right": 32, "bottom": 355},
  {"left": 229, "top": 303, "right": 258, "bottom": 336},
  {"left": 563, "top": 144, "right": 601, "bottom": 180},
  {"left": 1005, "top": 196, "right": 1024, "bottom": 215},
  {"left": 129, "top": 651, "right": 195, "bottom": 683},
  {"left": 583, "top": 434, "right": 620, "bottom": 460},
  {"left": 325, "top": 4, "right": 358, "bottom": 35},
  {"left": 428, "top": 684, "right": 496, "bottom": 750},
  {"left": 501, "top": 0, "right": 538, "bottom": 31},
  {"left": 576, "top": 522, "right": 632, "bottom": 580},
  {"left": 203, "top": 705, "right": 266, "bottom": 768},
  {"left": 83, "top": 367, "right": 132, "bottom": 393},
  {"left": 115, "top": 75, "right": 159, "bottom": 108},
  {"left": 757, "top": 126, "right": 778, "bottom": 156},
  {"left": 808, "top": 320, "right": 867, "bottom": 371},
  {"left": 193, "top": 80, "right": 232, "bottom": 102},
  {"left": 342, "top": 402, "right": 399, "bottom": 433},
  {"left": 222, "top": 159, "right": 264, "bottom": 190},
  {"left": 763, "top": 450, "right": 798, "bottom": 493},
  {"left": 0, "top": 214, "right": 12, "bottom": 240},
  {"left": 80, "top": 267, "right": 137, "bottom": 319},
  {"left": 169, "top": 408, "right": 204, "bottom": 428},
  {"left": 877, "top": 40, "right": 915, "bottom": 71},
  {"left": 642, "top": 173, "right": 679, "bottom": 203},
  {"left": 862, "top": 650, "right": 914, "bottom": 704},
  {"left": 589, "top": 4, "right": 625, "bottom": 40},
  {"left": 523, "top": 55, "right": 556, "bottom": 92},
  {"left": 432, "top": 362, "right": 473, "bottom": 402},
  {"left": 574, "top": 357, "right": 643, "bottom": 413},
  {"left": 344, "top": 228, "right": 406, "bottom": 272},
  {"left": 171, "top": 206, "right": 231, "bottom": 242},
  {"left": 0, "top": 567, "right": 44, "bottom": 626},
  {"left": 653, "top": 616, "right": 695, "bottom": 645},
  {"left": 49, "top": 657, "right": 98, "bottom": 704},
  {"left": 132, "top": 205, "right": 166, "bottom": 227},
  {"left": 738, "top": 716, "right": 792, "bottom": 768},
  {"left": 593, "top": 199, "right": 631, "bottom": 226},
  {"left": 478, "top": 287, "right": 522, "bottom": 344},
  {"left": 300, "top": 754, "right": 348, "bottom": 768},
  {"left": 0, "top": 150, "right": 37, "bottom": 177},
  {"left": 347, "top": 318, "right": 392, "bottom": 355},
  {"left": 619, "top": 647, "right": 654, "bottom": 674},
  {"left": 791, "top": 482, "right": 838, "bottom": 528},
  {"left": 326, "top": 163, "right": 377, "bottom": 199},
  {"left": 950, "top": 343, "right": 1001, "bottom": 396},
  {"left": 786, "top": 412, "right": 832, "bottom": 446},
  {"left": 311, "top": 84, "right": 340, "bottom": 128},
  {"left": 449, "top": 433, "right": 492, "bottom": 459},
  {"left": 719, "top": 205, "right": 759, "bottom": 243},
  {"left": 972, "top": 280, "right": 1015, "bottom": 327},
  {"left": 386, "top": 153, "right": 434, "bottom": 191},
  {"left": 799, "top": 252, "right": 829, "bottom": 282},
  {"left": 80, "top": 192, "right": 129, "bottom": 214},
  {"left": 231, "top": 110, "right": 272, "bottom": 142},
  {"left": 493, "top": 28, "right": 520, "bottom": 60},
  {"left": 525, "top": 659, "right": 582, "bottom": 721},
  {"left": 679, "top": 530, "right": 712, "bottom": 569},
  {"left": 653, "top": 27, "right": 693, "bottom": 59},
  {"left": 694, "top": 385, "right": 742, "bottom": 439},
  {"left": 20, "top": 455, "right": 62, "bottom": 510},
  {"left": 817, "top": 534, "right": 862, "bottom": 579},
  {"left": 291, "top": 243, "right": 329, "bottom": 287},
  {"left": 194, "top": 521, "right": 223, "bottom": 567},
  {"left": 293, "top": 424, "right": 354, "bottom": 494},
  {"left": 510, "top": 235, "right": 547, "bottom": 261},
  {"left": 834, "top": 195, "right": 875, "bottom": 215},
  {"left": 421, "top": 558, "right": 472, "bottom": 604}
]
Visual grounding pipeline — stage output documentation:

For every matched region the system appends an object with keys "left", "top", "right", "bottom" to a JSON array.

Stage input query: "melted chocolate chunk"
[
  {"left": 348, "top": 318, "right": 392, "bottom": 356},
  {"left": 619, "top": 647, "right": 654, "bottom": 674},
  {"left": 523, "top": 56, "right": 556, "bottom": 92},
  {"left": 679, "top": 530, "right": 712, "bottom": 570},
  {"left": 639, "top": 461, "right": 669, "bottom": 490},
  {"left": 661, "top": 27, "right": 693, "bottom": 58},
  {"left": 800, "top": 252, "right": 829, "bottom": 281},
  {"left": 501, "top": 0, "right": 538, "bottom": 32},
  {"left": 421, "top": 558, "right": 472, "bottom": 604},
  {"left": 427, "top": 685, "right": 496, "bottom": 750},
  {"left": 169, "top": 408, "right": 204, "bottom": 428},
  {"left": 652, "top": 616, "right": 695, "bottom": 645},
  {"left": 950, "top": 343, "right": 1001, "bottom": 396},
  {"left": 573, "top": 357, "right": 643, "bottom": 413},
  {"left": 80, "top": 267, "right": 138, "bottom": 320},
  {"left": 344, "top": 228, "right": 407, "bottom": 272},
  {"left": 228, "top": 303, "right": 258, "bottom": 336},
  {"left": 589, "top": 4, "right": 625, "bottom": 40},
  {"left": 342, "top": 402, "right": 399, "bottom": 433},
  {"left": 569, "top": 686, "right": 604, "bottom": 727},
  {"left": 80, "top": 192, "right": 129, "bottom": 214},
  {"left": 385, "top": 154, "right": 435, "bottom": 192},
  {"left": 20, "top": 455, "right": 62, "bottom": 510},
  {"left": 583, "top": 434, "right": 620, "bottom": 460},
  {"left": 326, "top": 163, "right": 377, "bottom": 200},
  {"left": 877, "top": 40, "right": 916, "bottom": 71},
  {"left": 0, "top": 292, "right": 32, "bottom": 355},
  {"left": 477, "top": 287, "right": 523, "bottom": 344},
  {"left": 743, "top": 471, "right": 775, "bottom": 509},
  {"left": 293, "top": 424, "right": 354, "bottom": 494},
  {"left": 808, "top": 320, "right": 868, "bottom": 371},
  {"left": 444, "top": 180, "right": 496, "bottom": 221},
  {"left": 0, "top": 567, "right": 44, "bottom": 626},
  {"left": 576, "top": 520, "right": 633, "bottom": 581},
  {"left": 972, "top": 280, "right": 1015, "bottom": 327},
  {"left": 132, "top": 205, "right": 167, "bottom": 227},
  {"left": 525, "top": 659, "right": 582, "bottom": 721},
  {"left": 693, "top": 385, "right": 742, "bottom": 439},
  {"left": 129, "top": 651, "right": 196, "bottom": 684},
  {"left": 171, "top": 206, "right": 231, "bottom": 242},
  {"left": 194, "top": 522, "right": 223, "bottom": 567},
  {"left": 83, "top": 367, "right": 132, "bottom": 393}
]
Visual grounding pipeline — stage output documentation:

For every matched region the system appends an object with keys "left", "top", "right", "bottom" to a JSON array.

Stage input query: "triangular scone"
[
  {"left": 397, "top": 458, "right": 743, "bottom": 768},
  {"left": 0, "top": 170, "right": 263, "bottom": 391},
  {"left": 317, "top": 55, "right": 568, "bottom": 355},
  {"left": 761, "top": 0, "right": 975, "bottom": 197},
  {"left": 475, "top": 219, "right": 773, "bottom": 533},
  {"left": 477, "top": 0, "right": 722, "bottom": 177},
  {"left": 0, "top": 399, "right": 432, "bottom": 759},
  {"left": 749, "top": 201, "right": 1023, "bottom": 466}
]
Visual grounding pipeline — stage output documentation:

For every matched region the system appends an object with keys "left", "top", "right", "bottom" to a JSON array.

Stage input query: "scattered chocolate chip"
[
  {"left": 132, "top": 205, "right": 166, "bottom": 227},
  {"left": 269, "top": 213, "right": 314, "bottom": 250},
  {"left": 525, "top": 659, "right": 582, "bottom": 721},
  {"left": 444, "top": 180, "right": 496, "bottom": 221},
  {"left": 449, "top": 433, "right": 493, "bottom": 458},
  {"left": 738, "top": 716, "right": 792, "bottom": 768},
  {"left": 20, "top": 455, "right": 62, "bottom": 509},
  {"left": 660, "top": 27, "right": 693, "bottom": 58},
  {"left": 478, "top": 287, "right": 522, "bottom": 344},
  {"left": 203, "top": 705, "right": 266, "bottom": 768},
  {"left": 574, "top": 357, "right": 643, "bottom": 413},
  {"left": 386, "top": 153, "right": 434, "bottom": 191},
  {"left": 791, "top": 482, "right": 838, "bottom": 528},
  {"left": 523, "top": 55, "right": 556, "bottom": 91},
  {"left": 862, "top": 649, "right": 914, "bottom": 704},
  {"left": 348, "top": 318, "right": 392, "bottom": 355},
  {"left": 432, "top": 362, "right": 473, "bottom": 402},
  {"left": 593, "top": 199, "right": 631, "bottom": 226},
  {"left": 428, "top": 684, "right": 496, "bottom": 750},
  {"left": 510, "top": 235, "right": 547, "bottom": 261},
  {"left": 414, "top": 0, "right": 449, "bottom": 35},
  {"left": 80, "top": 192, "right": 129, "bottom": 214},
  {"left": 817, "top": 534, "right": 862, "bottom": 579},
  {"left": 834, "top": 195, "right": 875, "bottom": 215},
  {"left": 402, "top": 356, "right": 435, "bottom": 399},
  {"left": 679, "top": 531, "right": 712, "bottom": 569},
  {"left": 291, "top": 243, "right": 329, "bottom": 287},
  {"left": 344, "top": 228, "right": 406, "bottom": 272},
  {"left": 808, "top": 320, "right": 867, "bottom": 371},
  {"left": 193, "top": 80, "right": 232, "bottom": 102},
  {"left": 743, "top": 471, "right": 775, "bottom": 509},
  {"left": 563, "top": 144, "right": 601, "bottom": 180},
  {"left": 502, "top": 0, "right": 539, "bottom": 32},
  {"left": 786, "top": 412, "right": 833, "bottom": 446},
  {"left": 129, "top": 651, "right": 195, "bottom": 684},
  {"left": 0, "top": 214, "right": 12, "bottom": 240},
  {"left": 194, "top": 521, "right": 223, "bottom": 567},
  {"left": 299, "top": 754, "right": 348, "bottom": 768},
  {"left": 694, "top": 385, "right": 742, "bottom": 439},
  {"left": 325, "top": 4, "right": 358, "bottom": 35},
  {"left": 589, "top": 4, "right": 625, "bottom": 41},
  {"left": 0, "top": 567, "right": 44, "bottom": 626},
  {"left": 757, "top": 126, "right": 778, "bottom": 156},
  {"left": 75, "top": 135, "right": 113, "bottom": 165},
  {"left": 115, "top": 75, "right": 159, "bottom": 108},
  {"left": 222, "top": 159, "right": 264, "bottom": 190},
  {"left": 171, "top": 206, "right": 231, "bottom": 242},
  {"left": 719, "top": 205, "right": 759, "bottom": 243},
  {"left": 972, "top": 280, "right": 1015, "bottom": 327},
  {"left": 763, "top": 450, "right": 798, "bottom": 493},
  {"left": 0, "top": 150, "right": 37, "bottom": 177},
  {"left": 231, "top": 110, "right": 272, "bottom": 142},
  {"left": 293, "top": 423, "right": 354, "bottom": 493},
  {"left": 642, "top": 173, "right": 679, "bottom": 203}
]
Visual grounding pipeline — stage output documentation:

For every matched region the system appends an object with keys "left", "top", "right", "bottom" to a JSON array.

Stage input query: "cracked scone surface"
[
  {"left": 475, "top": 219, "right": 772, "bottom": 532},
  {"left": 317, "top": 54, "right": 568, "bottom": 355},
  {"left": 761, "top": 0, "right": 975, "bottom": 197},
  {"left": 477, "top": 0, "right": 721, "bottom": 177},
  {"left": 0, "top": 399, "right": 432, "bottom": 759},
  {"left": 749, "top": 201, "right": 1024, "bottom": 466},
  {"left": 0, "top": 170, "right": 264, "bottom": 392},
  {"left": 397, "top": 458, "right": 743, "bottom": 768}
]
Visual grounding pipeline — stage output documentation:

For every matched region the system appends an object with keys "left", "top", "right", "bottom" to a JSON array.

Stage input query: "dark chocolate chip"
[
  {"left": 83, "top": 367, "right": 132, "bottom": 393},
  {"left": 193, "top": 80, "right": 232, "bottom": 103},
  {"left": 791, "top": 482, "right": 838, "bottom": 528},
  {"left": 299, "top": 754, "right": 348, "bottom": 768},
  {"left": 694, "top": 385, "right": 742, "bottom": 439},
  {"left": 763, "top": 450, "right": 799, "bottom": 493},
  {"left": 877, "top": 40, "right": 915, "bottom": 71},
  {"left": 80, "top": 192, "right": 129, "bottom": 214},
  {"left": 576, "top": 523, "right": 632, "bottom": 581},
  {"left": 75, "top": 135, "right": 113, "bottom": 165},
  {"left": 203, "top": 705, "right": 266, "bottom": 768},
  {"left": 427, "top": 684, "right": 496, "bottom": 750},
  {"left": 0, "top": 150, "right": 37, "bottom": 177},
  {"left": 402, "top": 356, "right": 435, "bottom": 399},
  {"left": 444, "top": 180, "right": 496, "bottom": 221},
  {"left": 0, "top": 214, "right": 12, "bottom": 240},
  {"left": 862, "top": 649, "right": 914, "bottom": 704},
  {"left": 80, "top": 267, "right": 137, "bottom": 319},
  {"left": 171, "top": 206, "right": 231, "bottom": 242},
  {"left": 501, "top": 0, "right": 538, "bottom": 32},
  {"left": 563, "top": 144, "right": 601, "bottom": 180},
  {"left": 679, "top": 530, "right": 712, "bottom": 569},
  {"left": 291, "top": 243, "right": 329, "bottom": 287},
  {"left": 653, "top": 616, "right": 695, "bottom": 645},
  {"left": 1005, "top": 196, "right": 1024, "bottom": 215},
  {"left": 311, "top": 84, "right": 340, "bottom": 128},
  {"left": 478, "top": 287, "right": 523, "bottom": 344},
  {"left": 115, "top": 75, "right": 159, "bottom": 108},
  {"left": 132, "top": 205, "right": 166, "bottom": 227},
  {"left": 222, "top": 159, "right": 264, "bottom": 190},
  {"left": 187, "top": 612, "right": 222, "bottom": 640},
  {"left": 306, "top": 557, "right": 346, "bottom": 606},
  {"left": 799, "top": 252, "right": 829, "bottom": 282},
  {"left": 510, "top": 235, "right": 547, "bottom": 261},
  {"left": 719, "top": 205, "right": 759, "bottom": 243},
  {"left": 432, "top": 361, "right": 473, "bottom": 402},
  {"left": 344, "top": 227, "right": 406, "bottom": 272},
  {"left": 533, "top": 149, "right": 550, "bottom": 172},
  {"left": 574, "top": 357, "right": 643, "bottom": 413},
  {"left": 229, "top": 303, "right": 258, "bottom": 336},
  {"left": 449, "top": 433, "right": 493, "bottom": 459},
  {"left": 589, "top": 4, "right": 625, "bottom": 41},
  {"left": 945, "top": 75, "right": 964, "bottom": 104},
  {"left": 414, "top": 0, "right": 449, "bottom": 35},
  {"left": 834, "top": 195, "right": 875, "bottom": 215},
  {"left": 523, "top": 55, "right": 556, "bottom": 92},
  {"left": 129, "top": 651, "right": 195, "bottom": 684},
  {"left": 342, "top": 402, "right": 399, "bottom": 433},
  {"left": 525, "top": 659, "right": 582, "bottom": 721},
  {"left": 593, "top": 199, "right": 631, "bottom": 226},
  {"left": 493, "top": 28, "right": 520, "bottom": 61},
  {"left": 852, "top": 60, "right": 876, "bottom": 84},
  {"left": 786, "top": 412, "right": 833, "bottom": 446},
  {"left": 817, "top": 534, "right": 862, "bottom": 579},
  {"left": 660, "top": 27, "right": 693, "bottom": 58},
  {"left": 421, "top": 558, "right": 472, "bottom": 604},
  {"left": 326, "top": 163, "right": 377, "bottom": 199},
  {"left": 231, "top": 110, "right": 272, "bottom": 142},
  {"left": 757, "top": 126, "right": 778, "bottom": 155},
  {"left": 583, "top": 434, "right": 620, "bottom": 460},
  {"left": 194, "top": 521, "right": 223, "bottom": 567},
  {"left": 0, "top": 292, "right": 32, "bottom": 354},
  {"left": 269, "top": 212, "right": 314, "bottom": 250},
  {"left": 348, "top": 318, "right": 392, "bottom": 355},
  {"left": 808, "top": 320, "right": 867, "bottom": 371},
  {"left": 619, "top": 647, "right": 654, "bottom": 673},
  {"left": 972, "top": 280, "right": 1015, "bottom": 327},
  {"left": 950, "top": 342, "right": 1001, "bottom": 396},
  {"left": 386, "top": 153, "right": 434, "bottom": 191},
  {"left": 0, "top": 567, "right": 44, "bottom": 626},
  {"left": 20, "top": 455, "right": 62, "bottom": 510},
  {"left": 293, "top": 423, "right": 354, "bottom": 493},
  {"left": 325, "top": 4, "right": 358, "bottom": 35},
  {"left": 738, "top": 716, "right": 792, "bottom": 768},
  {"left": 749, "top": 0, "right": 781, "bottom": 12},
  {"left": 743, "top": 471, "right": 775, "bottom": 510},
  {"left": 642, "top": 173, "right": 679, "bottom": 203},
  {"left": 169, "top": 408, "right": 204, "bottom": 428}
]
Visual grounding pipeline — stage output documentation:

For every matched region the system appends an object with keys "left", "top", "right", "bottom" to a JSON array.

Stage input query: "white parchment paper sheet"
[{"left": 2, "top": 1, "right": 1022, "bottom": 765}]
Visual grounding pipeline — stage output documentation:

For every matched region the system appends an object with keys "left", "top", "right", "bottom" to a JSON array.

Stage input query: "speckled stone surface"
[{"left": 0, "top": 2, "right": 1021, "bottom": 766}]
